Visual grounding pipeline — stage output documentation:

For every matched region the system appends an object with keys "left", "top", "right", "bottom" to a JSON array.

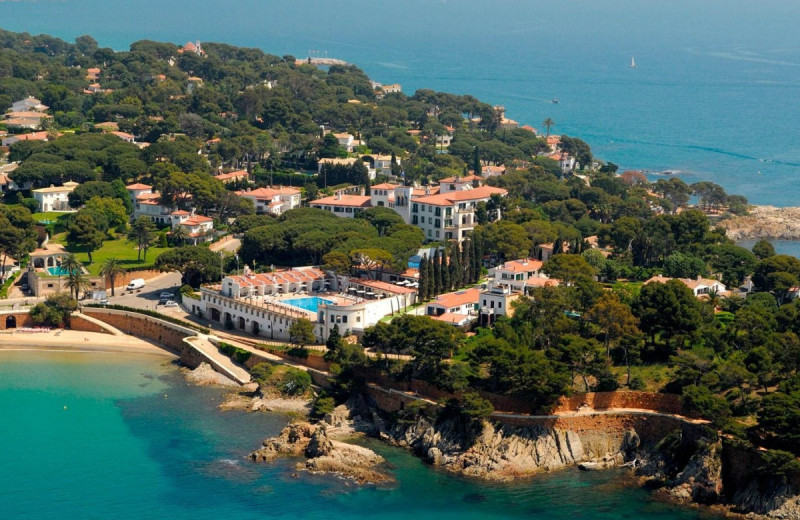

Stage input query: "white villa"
[
  {"left": 236, "top": 186, "right": 301, "bottom": 215},
  {"left": 310, "top": 176, "right": 507, "bottom": 242},
  {"left": 190, "top": 267, "right": 416, "bottom": 342},
  {"left": 644, "top": 275, "right": 728, "bottom": 298},
  {"left": 32, "top": 181, "right": 79, "bottom": 212},
  {"left": 170, "top": 211, "right": 214, "bottom": 244},
  {"left": 425, "top": 287, "right": 481, "bottom": 326}
]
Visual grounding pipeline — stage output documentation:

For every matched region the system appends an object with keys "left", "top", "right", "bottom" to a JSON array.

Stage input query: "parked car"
[
  {"left": 98, "top": 298, "right": 109, "bottom": 305},
  {"left": 158, "top": 298, "right": 168, "bottom": 305},
  {"left": 126, "top": 278, "right": 145, "bottom": 291},
  {"left": 163, "top": 300, "right": 178, "bottom": 307},
  {"left": 159, "top": 291, "right": 174, "bottom": 299}
]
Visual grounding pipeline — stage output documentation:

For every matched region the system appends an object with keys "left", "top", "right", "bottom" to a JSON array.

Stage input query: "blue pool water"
[
  {"left": 47, "top": 266, "right": 76, "bottom": 276},
  {"left": 284, "top": 296, "right": 333, "bottom": 313}
]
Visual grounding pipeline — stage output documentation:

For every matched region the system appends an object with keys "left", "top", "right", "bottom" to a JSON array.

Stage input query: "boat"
[
  {"left": 630, "top": 56, "right": 636, "bottom": 68},
  {"left": 551, "top": 98, "right": 559, "bottom": 104}
]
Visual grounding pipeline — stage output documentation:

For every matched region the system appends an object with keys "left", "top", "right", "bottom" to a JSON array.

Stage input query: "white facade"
[
  {"left": 32, "top": 181, "right": 79, "bottom": 212},
  {"left": 411, "top": 185, "right": 508, "bottom": 241},
  {"left": 309, "top": 193, "right": 371, "bottom": 217},
  {"left": 236, "top": 187, "right": 301, "bottom": 215}
]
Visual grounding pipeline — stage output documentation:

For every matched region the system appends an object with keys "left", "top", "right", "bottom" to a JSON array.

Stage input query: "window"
[
  {"left": 346, "top": 207, "right": 353, "bottom": 213},
  {"left": 412, "top": 203, "right": 418, "bottom": 212},
  {"left": 435, "top": 219, "right": 440, "bottom": 227},
  {"left": 342, "top": 316, "right": 348, "bottom": 323},
  {"left": 490, "top": 301, "right": 495, "bottom": 308},
  {"left": 435, "top": 207, "right": 441, "bottom": 216},
  {"left": 498, "top": 302, "right": 502, "bottom": 308},
  {"left": 334, "top": 206, "right": 342, "bottom": 212},
  {"left": 412, "top": 215, "right": 418, "bottom": 225},
  {"left": 483, "top": 299, "right": 487, "bottom": 306},
  {"left": 436, "top": 230, "right": 440, "bottom": 238}
]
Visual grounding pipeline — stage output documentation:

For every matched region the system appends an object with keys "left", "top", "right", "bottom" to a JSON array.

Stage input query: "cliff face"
[
  {"left": 385, "top": 414, "right": 641, "bottom": 481},
  {"left": 720, "top": 206, "right": 800, "bottom": 240},
  {"left": 638, "top": 426, "right": 800, "bottom": 518}
]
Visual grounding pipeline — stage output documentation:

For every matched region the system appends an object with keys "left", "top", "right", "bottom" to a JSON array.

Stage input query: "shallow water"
[{"left": 0, "top": 350, "right": 720, "bottom": 519}]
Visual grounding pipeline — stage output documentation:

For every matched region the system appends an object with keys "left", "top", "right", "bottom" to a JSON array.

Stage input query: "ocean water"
[
  {"left": 3, "top": 0, "right": 800, "bottom": 206},
  {"left": 0, "top": 351, "right": 719, "bottom": 519}
]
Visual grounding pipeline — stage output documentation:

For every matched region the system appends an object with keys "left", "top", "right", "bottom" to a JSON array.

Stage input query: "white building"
[
  {"left": 170, "top": 211, "right": 214, "bottom": 244},
  {"left": 478, "top": 284, "right": 521, "bottom": 326},
  {"left": 236, "top": 186, "right": 301, "bottom": 215},
  {"left": 10, "top": 96, "right": 48, "bottom": 113},
  {"left": 410, "top": 185, "right": 508, "bottom": 241},
  {"left": 644, "top": 276, "right": 727, "bottom": 297},
  {"left": 425, "top": 287, "right": 481, "bottom": 326},
  {"left": 487, "top": 258, "right": 550, "bottom": 294},
  {"left": 309, "top": 192, "right": 372, "bottom": 217},
  {"left": 32, "top": 181, "right": 79, "bottom": 212}
]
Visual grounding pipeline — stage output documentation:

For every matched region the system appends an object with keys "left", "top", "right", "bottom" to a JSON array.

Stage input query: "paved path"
[
  {"left": 186, "top": 334, "right": 251, "bottom": 384},
  {"left": 209, "top": 236, "right": 241, "bottom": 253}
]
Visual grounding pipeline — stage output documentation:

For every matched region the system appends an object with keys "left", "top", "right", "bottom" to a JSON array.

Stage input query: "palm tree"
[
  {"left": 65, "top": 270, "right": 91, "bottom": 300},
  {"left": 170, "top": 225, "right": 190, "bottom": 246},
  {"left": 60, "top": 253, "right": 82, "bottom": 275},
  {"left": 99, "top": 257, "right": 126, "bottom": 297},
  {"left": 542, "top": 117, "right": 555, "bottom": 138}
]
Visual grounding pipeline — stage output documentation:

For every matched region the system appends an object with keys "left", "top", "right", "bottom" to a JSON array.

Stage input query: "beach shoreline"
[{"left": 0, "top": 329, "right": 176, "bottom": 357}]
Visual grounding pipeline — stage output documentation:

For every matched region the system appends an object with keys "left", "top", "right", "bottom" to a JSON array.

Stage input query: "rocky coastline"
[{"left": 720, "top": 206, "right": 800, "bottom": 241}]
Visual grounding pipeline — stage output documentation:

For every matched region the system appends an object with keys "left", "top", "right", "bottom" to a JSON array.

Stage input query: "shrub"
[
  {"left": 461, "top": 392, "right": 494, "bottom": 420},
  {"left": 250, "top": 362, "right": 274, "bottom": 386},
  {"left": 217, "top": 341, "right": 252, "bottom": 364},
  {"left": 311, "top": 395, "right": 336, "bottom": 419},
  {"left": 682, "top": 385, "right": 731, "bottom": 426},
  {"left": 282, "top": 367, "right": 311, "bottom": 395},
  {"left": 628, "top": 376, "right": 646, "bottom": 391},
  {"left": 287, "top": 346, "right": 310, "bottom": 359}
]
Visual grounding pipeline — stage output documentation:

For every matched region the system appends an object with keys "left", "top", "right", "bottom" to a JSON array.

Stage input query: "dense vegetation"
[{"left": 1, "top": 29, "right": 798, "bottom": 460}]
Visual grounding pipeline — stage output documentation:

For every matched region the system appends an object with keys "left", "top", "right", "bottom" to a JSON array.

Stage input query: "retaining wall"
[
  {"left": 0, "top": 310, "right": 34, "bottom": 330},
  {"left": 69, "top": 314, "right": 112, "bottom": 334},
  {"left": 82, "top": 307, "right": 196, "bottom": 358}
]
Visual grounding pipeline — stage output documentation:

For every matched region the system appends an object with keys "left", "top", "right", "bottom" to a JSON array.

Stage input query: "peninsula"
[{"left": 1, "top": 28, "right": 799, "bottom": 518}]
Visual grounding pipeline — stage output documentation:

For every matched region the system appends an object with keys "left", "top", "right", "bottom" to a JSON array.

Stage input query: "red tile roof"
[
  {"left": 126, "top": 183, "right": 152, "bottom": 190},
  {"left": 429, "top": 288, "right": 481, "bottom": 309},
  {"left": 412, "top": 186, "right": 507, "bottom": 206},
  {"left": 310, "top": 194, "right": 372, "bottom": 208}
]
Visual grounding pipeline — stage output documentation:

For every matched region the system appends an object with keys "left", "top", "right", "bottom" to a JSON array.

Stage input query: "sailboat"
[{"left": 630, "top": 56, "right": 636, "bottom": 68}]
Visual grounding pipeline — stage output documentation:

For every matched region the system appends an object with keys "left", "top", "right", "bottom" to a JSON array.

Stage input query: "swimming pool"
[
  {"left": 284, "top": 296, "right": 333, "bottom": 313},
  {"left": 47, "top": 266, "right": 76, "bottom": 276}
]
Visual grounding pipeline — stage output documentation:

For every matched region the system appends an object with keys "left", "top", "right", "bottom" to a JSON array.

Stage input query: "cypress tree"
[
  {"left": 449, "top": 242, "right": 461, "bottom": 290},
  {"left": 442, "top": 253, "right": 452, "bottom": 293},
  {"left": 472, "top": 146, "right": 481, "bottom": 176},
  {"left": 418, "top": 255, "right": 428, "bottom": 301},
  {"left": 471, "top": 238, "right": 483, "bottom": 284},
  {"left": 432, "top": 249, "right": 442, "bottom": 296},
  {"left": 461, "top": 239, "right": 471, "bottom": 286},
  {"left": 426, "top": 253, "right": 435, "bottom": 299}
]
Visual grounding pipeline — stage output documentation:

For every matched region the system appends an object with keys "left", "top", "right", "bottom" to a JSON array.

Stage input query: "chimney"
[
  {"left": 360, "top": 187, "right": 365, "bottom": 196},
  {"left": 337, "top": 191, "right": 342, "bottom": 200}
]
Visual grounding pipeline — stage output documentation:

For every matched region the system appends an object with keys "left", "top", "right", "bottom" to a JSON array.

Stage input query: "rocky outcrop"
[
  {"left": 385, "top": 413, "right": 640, "bottom": 481},
  {"left": 720, "top": 206, "right": 800, "bottom": 240},
  {"left": 638, "top": 426, "right": 800, "bottom": 518},
  {"left": 250, "top": 422, "right": 392, "bottom": 485},
  {"left": 185, "top": 362, "right": 238, "bottom": 387}
]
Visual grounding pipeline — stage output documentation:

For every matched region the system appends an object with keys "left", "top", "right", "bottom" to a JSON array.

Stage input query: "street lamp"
[{"left": 235, "top": 254, "right": 240, "bottom": 276}]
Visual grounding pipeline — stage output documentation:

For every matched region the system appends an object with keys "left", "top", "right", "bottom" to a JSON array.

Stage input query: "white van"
[{"left": 126, "top": 278, "right": 145, "bottom": 291}]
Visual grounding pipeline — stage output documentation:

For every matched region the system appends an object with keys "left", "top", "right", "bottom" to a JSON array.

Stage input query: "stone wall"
[
  {"left": 552, "top": 392, "right": 683, "bottom": 415},
  {"left": 111, "top": 269, "right": 163, "bottom": 290},
  {"left": 0, "top": 310, "right": 34, "bottom": 330},
  {"left": 259, "top": 348, "right": 332, "bottom": 372},
  {"left": 69, "top": 314, "right": 111, "bottom": 334},
  {"left": 82, "top": 308, "right": 195, "bottom": 355}
]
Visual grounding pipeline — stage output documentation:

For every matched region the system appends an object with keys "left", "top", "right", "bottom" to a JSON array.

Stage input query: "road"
[{"left": 109, "top": 271, "right": 183, "bottom": 311}]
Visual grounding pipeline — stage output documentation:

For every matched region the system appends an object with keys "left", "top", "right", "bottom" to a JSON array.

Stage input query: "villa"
[
  {"left": 644, "top": 275, "right": 728, "bottom": 298},
  {"left": 214, "top": 170, "right": 249, "bottom": 184},
  {"left": 310, "top": 192, "right": 372, "bottom": 217},
  {"left": 236, "top": 186, "right": 301, "bottom": 215},
  {"left": 191, "top": 267, "right": 416, "bottom": 342},
  {"left": 32, "top": 181, "right": 79, "bottom": 212},
  {"left": 487, "top": 258, "right": 550, "bottom": 294},
  {"left": 170, "top": 211, "right": 214, "bottom": 244},
  {"left": 425, "top": 287, "right": 481, "bottom": 326},
  {"left": 10, "top": 96, "right": 48, "bottom": 113},
  {"left": 26, "top": 243, "right": 103, "bottom": 297}
]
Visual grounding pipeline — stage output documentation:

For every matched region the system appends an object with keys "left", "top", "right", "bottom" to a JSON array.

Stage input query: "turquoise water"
[
  {"left": 285, "top": 296, "right": 333, "bottom": 313},
  {"left": 47, "top": 266, "right": 75, "bottom": 276},
  {"left": 3, "top": 0, "right": 800, "bottom": 206},
  {"left": 0, "top": 351, "right": 720, "bottom": 519}
]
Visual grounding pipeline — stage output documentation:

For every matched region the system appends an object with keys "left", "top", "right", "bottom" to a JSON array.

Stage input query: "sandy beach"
[{"left": 0, "top": 329, "right": 176, "bottom": 357}]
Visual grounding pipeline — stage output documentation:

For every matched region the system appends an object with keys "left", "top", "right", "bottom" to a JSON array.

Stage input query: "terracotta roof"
[
  {"left": 310, "top": 194, "right": 372, "bottom": 208},
  {"left": 644, "top": 276, "right": 726, "bottom": 291},
  {"left": 431, "top": 312, "right": 471, "bottom": 325},
  {"left": 171, "top": 210, "right": 190, "bottom": 216},
  {"left": 350, "top": 278, "right": 416, "bottom": 294},
  {"left": 4, "top": 111, "right": 48, "bottom": 119},
  {"left": 12, "top": 131, "right": 53, "bottom": 141},
  {"left": 237, "top": 186, "right": 300, "bottom": 199},
  {"left": 371, "top": 183, "right": 399, "bottom": 190},
  {"left": 429, "top": 288, "right": 481, "bottom": 309},
  {"left": 111, "top": 131, "right": 134, "bottom": 140},
  {"left": 182, "top": 215, "right": 213, "bottom": 225},
  {"left": 227, "top": 268, "right": 325, "bottom": 288},
  {"left": 412, "top": 186, "right": 507, "bottom": 206},
  {"left": 318, "top": 157, "right": 358, "bottom": 166},
  {"left": 439, "top": 175, "right": 482, "bottom": 184},
  {"left": 126, "top": 183, "right": 152, "bottom": 190},
  {"left": 524, "top": 277, "right": 560, "bottom": 288},
  {"left": 497, "top": 258, "right": 544, "bottom": 274},
  {"left": 214, "top": 170, "right": 248, "bottom": 181}
]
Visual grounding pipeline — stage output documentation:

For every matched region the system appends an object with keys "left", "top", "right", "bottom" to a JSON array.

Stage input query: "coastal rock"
[
  {"left": 720, "top": 206, "right": 800, "bottom": 241},
  {"left": 250, "top": 422, "right": 392, "bottom": 484},
  {"left": 385, "top": 415, "right": 637, "bottom": 481},
  {"left": 185, "top": 362, "right": 238, "bottom": 387}
]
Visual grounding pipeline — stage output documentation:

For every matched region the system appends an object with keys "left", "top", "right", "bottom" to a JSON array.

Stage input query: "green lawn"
[
  {"left": 53, "top": 233, "right": 171, "bottom": 275},
  {"left": 31, "top": 211, "right": 73, "bottom": 224}
]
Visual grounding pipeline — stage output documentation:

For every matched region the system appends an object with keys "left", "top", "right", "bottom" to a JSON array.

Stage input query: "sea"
[{"left": 0, "top": 351, "right": 720, "bottom": 519}]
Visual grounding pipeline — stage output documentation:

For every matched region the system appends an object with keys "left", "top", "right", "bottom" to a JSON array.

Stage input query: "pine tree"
[
  {"left": 449, "top": 242, "right": 461, "bottom": 290},
  {"left": 418, "top": 255, "right": 429, "bottom": 301},
  {"left": 432, "top": 249, "right": 442, "bottom": 296}
]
